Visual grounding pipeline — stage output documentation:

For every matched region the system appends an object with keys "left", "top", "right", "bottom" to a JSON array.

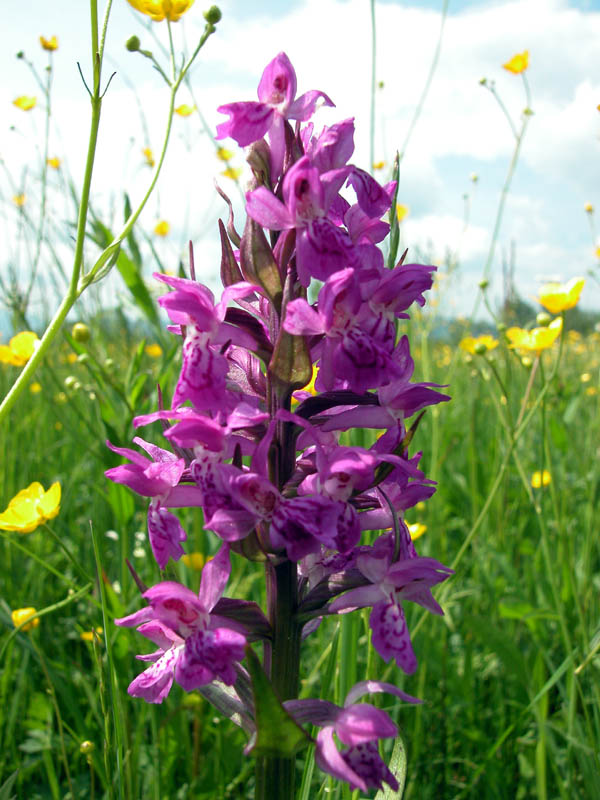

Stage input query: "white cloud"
[{"left": 1, "top": 0, "right": 599, "bottom": 329}]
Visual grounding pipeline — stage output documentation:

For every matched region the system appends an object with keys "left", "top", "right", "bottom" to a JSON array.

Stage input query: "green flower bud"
[
  {"left": 203, "top": 6, "right": 222, "bottom": 24},
  {"left": 80, "top": 740, "right": 95, "bottom": 755},
  {"left": 473, "top": 342, "right": 488, "bottom": 356},
  {"left": 478, "top": 278, "right": 489, "bottom": 290},
  {"left": 64, "top": 376, "right": 77, "bottom": 389},
  {"left": 77, "top": 353, "right": 90, "bottom": 364},
  {"left": 521, "top": 356, "right": 533, "bottom": 368},
  {"left": 104, "top": 358, "right": 114, "bottom": 370},
  {"left": 72, "top": 322, "right": 90, "bottom": 342},
  {"left": 536, "top": 312, "right": 552, "bottom": 327},
  {"left": 125, "top": 35, "right": 141, "bottom": 53},
  {"left": 496, "top": 322, "right": 507, "bottom": 333}
]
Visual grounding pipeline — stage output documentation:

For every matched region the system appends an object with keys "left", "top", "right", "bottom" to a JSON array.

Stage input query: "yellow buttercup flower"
[
  {"left": 0, "top": 331, "right": 40, "bottom": 366},
  {"left": 0, "top": 481, "right": 61, "bottom": 533},
  {"left": 40, "top": 35, "right": 58, "bottom": 51},
  {"left": 80, "top": 627, "right": 103, "bottom": 642},
  {"left": 145, "top": 343, "right": 163, "bottom": 358},
  {"left": 12, "top": 194, "right": 26, "bottom": 207},
  {"left": 216, "top": 147, "right": 233, "bottom": 162},
  {"left": 181, "top": 552, "right": 206, "bottom": 570},
  {"left": 396, "top": 203, "right": 409, "bottom": 222},
  {"left": 537, "top": 277, "right": 585, "bottom": 314},
  {"left": 13, "top": 95, "right": 37, "bottom": 111},
  {"left": 174, "top": 104, "right": 196, "bottom": 117},
  {"left": 47, "top": 156, "right": 61, "bottom": 169},
  {"left": 221, "top": 167, "right": 242, "bottom": 180},
  {"left": 506, "top": 317, "right": 562, "bottom": 353},
  {"left": 595, "top": 246, "right": 600, "bottom": 260},
  {"left": 459, "top": 334, "right": 498, "bottom": 355},
  {"left": 531, "top": 470, "right": 551, "bottom": 489},
  {"left": 580, "top": 373, "right": 591, "bottom": 383},
  {"left": 154, "top": 220, "right": 170, "bottom": 237},
  {"left": 29, "top": 382, "right": 42, "bottom": 394},
  {"left": 127, "top": 0, "right": 195, "bottom": 22},
  {"left": 407, "top": 522, "right": 427, "bottom": 541},
  {"left": 584, "top": 202, "right": 593, "bottom": 214},
  {"left": 372, "top": 161, "right": 385, "bottom": 170},
  {"left": 503, "top": 50, "right": 529, "bottom": 74},
  {"left": 142, "top": 147, "right": 155, "bottom": 167},
  {"left": 12, "top": 607, "right": 40, "bottom": 632}
]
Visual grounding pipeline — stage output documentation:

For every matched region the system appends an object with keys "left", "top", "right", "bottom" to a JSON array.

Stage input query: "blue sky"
[{"left": 1, "top": 0, "right": 599, "bottom": 329}]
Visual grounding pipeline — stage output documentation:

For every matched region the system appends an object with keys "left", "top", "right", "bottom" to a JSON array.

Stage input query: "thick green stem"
[{"left": 258, "top": 559, "right": 302, "bottom": 799}]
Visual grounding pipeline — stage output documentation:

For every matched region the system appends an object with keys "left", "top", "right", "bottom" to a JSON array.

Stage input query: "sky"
[{"left": 1, "top": 0, "right": 599, "bottom": 330}]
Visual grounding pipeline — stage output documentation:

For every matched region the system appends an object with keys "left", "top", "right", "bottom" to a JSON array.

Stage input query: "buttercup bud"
[
  {"left": 536, "top": 312, "right": 552, "bottom": 327},
  {"left": 478, "top": 279, "right": 489, "bottom": 290},
  {"left": 203, "top": 6, "right": 222, "bottom": 24},
  {"left": 125, "top": 35, "right": 141, "bottom": 52},
  {"left": 72, "top": 322, "right": 90, "bottom": 342},
  {"left": 473, "top": 342, "right": 488, "bottom": 356}
]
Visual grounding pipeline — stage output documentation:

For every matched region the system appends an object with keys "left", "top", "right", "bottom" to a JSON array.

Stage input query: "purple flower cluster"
[{"left": 108, "top": 52, "right": 452, "bottom": 794}]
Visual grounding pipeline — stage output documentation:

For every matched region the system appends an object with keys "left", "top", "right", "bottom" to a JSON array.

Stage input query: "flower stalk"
[{"left": 108, "top": 51, "right": 452, "bottom": 798}]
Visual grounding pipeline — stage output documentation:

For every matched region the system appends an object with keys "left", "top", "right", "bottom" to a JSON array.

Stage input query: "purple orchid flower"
[
  {"left": 285, "top": 680, "right": 421, "bottom": 793},
  {"left": 284, "top": 268, "right": 402, "bottom": 391},
  {"left": 246, "top": 155, "right": 354, "bottom": 286},
  {"left": 303, "top": 117, "right": 356, "bottom": 173},
  {"left": 105, "top": 438, "right": 196, "bottom": 568},
  {"left": 115, "top": 545, "right": 246, "bottom": 703},
  {"left": 329, "top": 536, "right": 453, "bottom": 673},
  {"left": 216, "top": 52, "right": 334, "bottom": 179},
  {"left": 155, "top": 273, "right": 260, "bottom": 411},
  {"left": 270, "top": 494, "right": 360, "bottom": 562}
]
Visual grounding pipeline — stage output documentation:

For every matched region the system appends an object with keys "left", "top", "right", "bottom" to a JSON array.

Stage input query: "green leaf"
[
  {"left": 106, "top": 482, "right": 135, "bottom": 529},
  {"left": 269, "top": 319, "right": 312, "bottom": 393},
  {"left": 219, "top": 218, "right": 244, "bottom": 286},
  {"left": 244, "top": 646, "right": 311, "bottom": 758},
  {"left": 91, "top": 219, "right": 160, "bottom": 330},
  {"left": 548, "top": 416, "right": 567, "bottom": 451},
  {"left": 240, "top": 217, "right": 283, "bottom": 310},
  {"left": 563, "top": 396, "right": 581, "bottom": 426},
  {"left": 128, "top": 372, "right": 149, "bottom": 409},
  {"left": 374, "top": 736, "right": 407, "bottom": 799},
  {"left": 0, "top": 770, "right": 18, "bottom": 800},
  {"left": 124, "top": 193, "right": 142, "bottom": 267}
]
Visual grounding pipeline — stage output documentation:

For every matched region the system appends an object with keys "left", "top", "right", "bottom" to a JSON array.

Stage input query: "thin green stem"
[
  {"left": 0, "top": 14, "right": 217, "bottom": 425},
  {"left": 471, "top": 78, "right": 532, "bottom": 318}
]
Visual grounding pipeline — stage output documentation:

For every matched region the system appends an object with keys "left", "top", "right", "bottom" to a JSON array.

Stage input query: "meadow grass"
[{"left": 1, "top": 311, "right": 599, "bottom": 799}]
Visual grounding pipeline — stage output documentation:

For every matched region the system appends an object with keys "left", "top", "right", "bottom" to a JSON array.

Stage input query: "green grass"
[{"left": 1, "top": 316, "right": 599, "bottom": 799}]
